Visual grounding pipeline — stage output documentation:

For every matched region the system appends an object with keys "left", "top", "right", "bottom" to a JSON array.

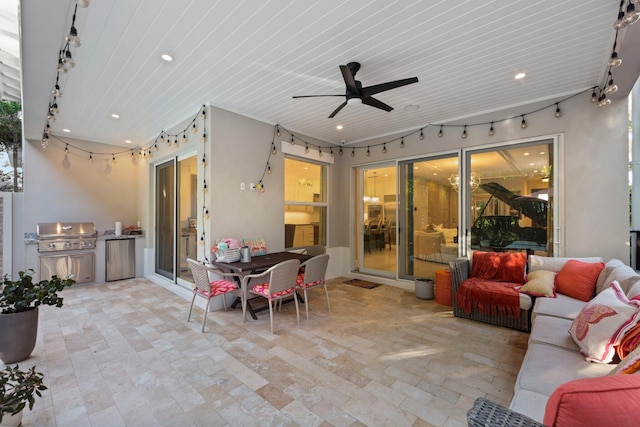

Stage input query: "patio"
[{"left": 16, "top": 277, "right": 527, "bottom": 426}]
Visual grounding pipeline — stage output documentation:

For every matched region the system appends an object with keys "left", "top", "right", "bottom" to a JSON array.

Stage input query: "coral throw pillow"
[
  {"left": 521, "top": 270, "right": 556, "bottom": 297},
  {"left": 610, "top": 345, "right": 640, "bottom": 375},
  {"left": 556, "top": 259, "right": 604, "bottom": 301},
  {"left": 543, "top": 375, "right": 640, "bottom": 427},
  {"left": 569, "top": 281, "right": 640, "bottom": 363},
  {"left": 470, "top": 251, "right": 527, "bottom": 284}
]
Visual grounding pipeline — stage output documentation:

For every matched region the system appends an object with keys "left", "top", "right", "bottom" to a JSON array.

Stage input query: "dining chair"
[
  {"left": 242, "top": 259, "right": 301, "bottom": 334},
  {"left": 186, "top": 258, "right": 241, "bottom": 332},
  {"left": 296, "top": 254, "right": 330, "bottom": 320}
]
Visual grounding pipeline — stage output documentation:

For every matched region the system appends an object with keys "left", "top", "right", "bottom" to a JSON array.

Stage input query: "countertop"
[{"left": 24, "top": 230, "right": 145, "bottom": 244}]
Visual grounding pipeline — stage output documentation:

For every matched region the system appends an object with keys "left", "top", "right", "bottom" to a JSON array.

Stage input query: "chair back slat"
[
  {"left": 187, "top": 258, "right": 213, "bottom": 292},
  {"left": 266, "top": 259, "right": 300, "bottom": 295},
  {"left": 300, "top": 254, "right": 329, "bottom": 285}
]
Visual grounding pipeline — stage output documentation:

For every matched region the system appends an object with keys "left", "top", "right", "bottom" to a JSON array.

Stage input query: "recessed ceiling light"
[
  {"left": 539, "top": 151, "right": 545, "bottom": 155},
  {"left": 524, "top": 152, "right": 530, "bottom": 156},
  {"left": 111, "top": 113, "right": 120, "bottom": 119},
  {"left": 514, "top": 72, "right": 526, "bottom": 80},
  {"left": 529, "top": 162, "right": 535, "bottom": 166},
  {"left": 336, "top": 125, "right": 343, "bottom": 130},
  {"left": 404, "top": 104, "right": 420, "bottom": 111},
  {"left": 161, "top": 53, "right": 173, "bottom": 62},
  {"left": 62, "top": 128, "right": 71, "bottom": 132},
  {"left": 124, "top": 140, "right": 131, "bottom": 144}
]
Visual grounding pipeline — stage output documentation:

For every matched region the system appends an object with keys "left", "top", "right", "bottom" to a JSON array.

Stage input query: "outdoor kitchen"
[{"left": 24, "top": 222, "right": 144, "bottom": 284}]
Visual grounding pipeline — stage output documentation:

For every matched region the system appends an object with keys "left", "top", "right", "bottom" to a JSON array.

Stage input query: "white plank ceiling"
[{"left": 19, "top": 0, "right": 639, "bottom": 147}]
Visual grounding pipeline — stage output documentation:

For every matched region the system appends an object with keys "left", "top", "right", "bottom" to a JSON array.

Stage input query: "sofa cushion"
[
  {"left": 569, "top": 281, "right": 640, "bottom": 363},
  {"left": 610, "top": 344, "right": 640, "bottom": 375},
  {"left": 521, "top": 269, "right": 556, "bottom": 297},
  {"left": 514, "top": 343, "right": 612, "bottom": 398},
  {"left": 509, "top": 388, "right": 549, "bottom": 423},
  {"left": 597, "top": 263, "right": 640, "bottom": 295},
  {"left": 529, "top": 315, "right": 578, "bottom": 351},
  {"left": 595, "top": 259, "right": 625, "bottom": 294},
  {"left": 532, "top": 293, "right": 587, "bottom": 322},
  {"left": 543, "top": 375, "right": 640, "bottom": 427},
  {"left": 470, "top": 251, "right": 527, "bottom": 284},
  {"left": 528, "top": 255, "right": 603, "bottom": 273},
  {"left": 628, "top": 280, "right": 640, "bottom": 300},
  {"left": 556, "top": 259, "right": 604, "bottom": 302}
]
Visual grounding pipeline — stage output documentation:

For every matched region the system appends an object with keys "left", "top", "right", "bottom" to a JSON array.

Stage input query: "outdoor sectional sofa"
[{"left": 450, "top": 254, "right": 640, "bottom": 425}]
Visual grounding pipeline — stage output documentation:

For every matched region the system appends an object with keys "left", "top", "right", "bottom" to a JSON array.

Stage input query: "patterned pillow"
[
  {"left": 242, "top": 237, "right": 267, "bottom": 256},
  {"left": 569, "top": 281, "right": 640, "bottom": 363},
  {"left": 520, "top": 270, "right": 556, "bottom": 297}
]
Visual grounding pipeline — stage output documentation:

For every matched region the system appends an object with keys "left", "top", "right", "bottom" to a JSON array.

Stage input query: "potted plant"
[
  {"left": 0, "top": 270, "right": 74, "bottom": 364},
  {"left": 0, "top": 365, "right": 46, "bottom": 426}
]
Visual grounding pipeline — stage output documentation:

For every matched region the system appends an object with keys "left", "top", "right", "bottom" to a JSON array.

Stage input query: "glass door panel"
[
  {"left": 359, "top": 165, "right": 397, "bottom": 276},
  {"left": 177, "top": 156, "right": 198, "bottom": 282},
  {"left": 399, "top": 155, "right": 459, "bottom": 280},
  {"left": 155, "top": 160, "right": 174, "bottom": 280},
  {"left": 467, "top": 140, "right": 553, "bottom": 256}
]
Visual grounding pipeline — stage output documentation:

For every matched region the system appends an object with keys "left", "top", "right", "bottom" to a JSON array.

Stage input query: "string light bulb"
[
  {"left": 201, "top": 133, "right": 207, "bottom": 143},
  {"left": 419, "top": 129, "right": 424, "bottom": 140},
  {"left": 203, "top": 179, "right": 208, "bottom": 191},
  {"left": 609, "top": 51, "right": 622, "bottom": 68},
  {"left": 290, "top": 135, "right": 295, "bottom": 145},
  {"left": 204, "top": 207, "right": 209, "bottom": 219},
  {"left": 182, "top": 133, "right": 188, "bottom": 143},
  {"left": 202, "top": 153, "right": 206, "bottom": 165},
  {"left": 590, "top": 88, "right": 598, "bottom": 103},
  {"left": 382, "top": 143, "right": 387, "bottom": 153},
  {"left": 41, "top": 132, "right": 50, "bottom": 148},
  {"left": 52, "top": 84, "right": 62, "bottom": 97},
  {"left": 318, "top": 148, "right": 323, "bottom": 157},
  {"left": 605, "top": 72, "right": 618, "bottom": 94},
  {"left": 624, "top": 1, "right": 640, "bottom": 26},
  {"left": 271, "top": 143, "right": 277, "bottom": 155},
  {"left": 191, "top": 122, "right": 197, "bottom": 133},
  {"left": 521, "top": 115, "right": 528, "bottom": 129},
  {"left": 112, "top": 154, "right": 115, "bottom": 161},
  {"left": 554, "top": 104, "right": 563, "bottom": 118},
  {"left": 305, "top": 144, "right": 309, "bottom": 153},
  {"left": 438, "top": 125, "right": 443, "bottom": 137},
  {"left": 400, "top": 137, "right": 404, "bottom": 148},
  {"left": 461, "top": 126, "right": 467, "bottom": 139},
  {"left": 489, "top": 122, "right": 495, "bottom": 136},
  {"left": 199, "top": 233, "right": 205, "bottom": 246},
  {"left": 65, "top": 144, "right": 69, "bottom": 154},
  {"left": 267, "top": 163, "right": 272, "bottom": 174},
  {"left": 64, "top": 49, "right": 75, "bottom": 68},
  {"left": 276, "top": 125, "right": 281, "bottom": 137},
  {"left": 89, "top": 152, "right": 93, "bottom": 161},
  {"left": 330, "top": 148, "right": 334, "bottom": 157},
  {"left": 366, "top": 146, "right": 371, "bottom": 156},
  {"left": 200, "top": 109, "right": 206, "bottom": 120},
  {"left": 351, "top": 148, "right": 355, "bottom": 157}
]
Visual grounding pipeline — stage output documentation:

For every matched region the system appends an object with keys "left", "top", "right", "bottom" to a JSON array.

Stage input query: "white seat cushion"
[
  {"left": 509, "top": 388, "right": 549, "bottom": 423},
  {"left": 532, "top": 293, "right": 587, "bottom": 322},
  {"left": 529, "top": 315, "right": 578, "bottom": 351}
]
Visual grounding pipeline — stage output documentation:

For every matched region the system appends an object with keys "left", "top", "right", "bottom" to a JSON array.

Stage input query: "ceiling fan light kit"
[{"left": 293, "top": 61, "right": 419, "bottom": 118}]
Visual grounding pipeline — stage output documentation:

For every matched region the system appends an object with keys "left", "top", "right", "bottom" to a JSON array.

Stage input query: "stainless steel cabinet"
[
  {"left": 106, "top": 239, "right": 135, "bottom": 282},
  {"left": 39, "top": 252, "right": 95, "bottom": 283}
]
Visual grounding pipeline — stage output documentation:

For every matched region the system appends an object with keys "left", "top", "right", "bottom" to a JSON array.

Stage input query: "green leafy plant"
[
  {"left": 0, "top": 270, "right": 75, "bottom": 314},
  {"left": 0, "top": 365, "right": 46, "bottom": 421}
]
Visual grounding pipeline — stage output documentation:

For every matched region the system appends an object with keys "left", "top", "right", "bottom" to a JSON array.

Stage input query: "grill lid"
[{"left": 37, "top": 222, "right": 96, "bottom": 239}]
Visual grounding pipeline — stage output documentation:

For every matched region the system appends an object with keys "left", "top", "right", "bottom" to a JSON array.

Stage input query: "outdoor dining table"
[{"left": 211, "top": 251, "right": 312, "bottom": 319}]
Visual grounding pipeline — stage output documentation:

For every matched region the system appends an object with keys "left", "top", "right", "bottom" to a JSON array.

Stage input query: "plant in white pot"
[
  {"left": 0, "top": 365, "right": 47, "bottom": 426},
  {"left": 0, "top": 270, "right": 75, "bottom": 364}
]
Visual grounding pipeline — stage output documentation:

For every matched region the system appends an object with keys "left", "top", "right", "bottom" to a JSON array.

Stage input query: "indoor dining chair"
[
  {"left": 296, "top": 254, "right": 330, "bottom": 320},
  {"left": 242, "top": 259, "right": 301, "bottom": 334},
  {"left": 187, "top": 258, "right": 241, "bottom": 332}
]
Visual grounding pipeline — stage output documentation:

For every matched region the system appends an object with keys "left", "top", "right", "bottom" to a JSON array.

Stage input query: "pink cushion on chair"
[
  {"left": 543, "top": 374, "right": 640, "bottom": 427},
  {"left": 252, "top": 282, "right": 295, "bottom": 299},
  {"left": 196, "top": 279, "right": 237, "bottom": 298},
  {"left": 296, "top": 273, "right": 304, "bottom": 285},
  {"left": 298, "top": 279, "right": 324, "bottom": 289}
]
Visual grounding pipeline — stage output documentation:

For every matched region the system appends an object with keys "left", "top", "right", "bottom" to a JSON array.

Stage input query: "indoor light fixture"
[
  {"left": 161, "top": 53, "right": 173, "bottom": 62},
  {"left": 449, "top": 171, "right": 481, "bottom": 192},
  {"left": 514, "top": 72, "right": 526, "bottom": 80}
]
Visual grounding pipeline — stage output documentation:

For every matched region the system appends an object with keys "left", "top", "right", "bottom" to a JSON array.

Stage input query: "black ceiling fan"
[{"left": 292, "top": 62, "right": 419, "bottom": 118}]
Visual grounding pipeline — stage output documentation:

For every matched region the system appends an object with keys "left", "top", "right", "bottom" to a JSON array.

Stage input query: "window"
[{"left": 284, "top": 157, "right": 327, "bottom": 248}]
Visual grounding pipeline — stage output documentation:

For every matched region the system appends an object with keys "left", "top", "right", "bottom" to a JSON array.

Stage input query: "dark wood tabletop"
[{"left": 212, "top": 251, "right": 312, "bottom": 274}]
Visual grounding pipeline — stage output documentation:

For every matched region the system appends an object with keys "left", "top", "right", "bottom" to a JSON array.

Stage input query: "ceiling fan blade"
[
  {"left": 340, "top": 65, "right": 359, "bottom": 94},
  {"left": 361, "top": 77, "right": 418, "bottom": 97},
  {"left": 362, "top": 96, "right": 393, "bottom": 112},
  {"left": 328, "top": 101, "right": 348, "bottom": 118},
  {"left": 292, "top": 94, "right": 344, "bottom": 98}
]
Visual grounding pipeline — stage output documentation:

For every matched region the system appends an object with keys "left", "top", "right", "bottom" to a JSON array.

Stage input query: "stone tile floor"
[{"left": 12, "top": 277, "right": 528, "bottom": 426}]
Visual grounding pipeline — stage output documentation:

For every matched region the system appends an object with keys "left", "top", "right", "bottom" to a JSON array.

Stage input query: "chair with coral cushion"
[
  {"left": 296, "top": 254, "right": 330, "bottom": 320},
  {"left": 187, "top": 258, "right": 240, "bottom": 332},
  {"left": 242, "top": 259, "right": 300, "bottom": 334}
]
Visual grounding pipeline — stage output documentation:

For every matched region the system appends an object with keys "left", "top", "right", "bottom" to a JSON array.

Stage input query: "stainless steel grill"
[
  {"left": 37, "top": 222, "right": 97, "bottom": 284},
  {"left": 36, "top": 222, "right": 97, "bottom": 252}
]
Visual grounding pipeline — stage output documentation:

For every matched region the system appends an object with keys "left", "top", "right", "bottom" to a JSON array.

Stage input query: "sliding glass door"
[
  {"left": 155, "top": 153, "right": 198, "bottom": 284},
  {"left": 398, "top": 154, "right": 459, "bottom": 280}
]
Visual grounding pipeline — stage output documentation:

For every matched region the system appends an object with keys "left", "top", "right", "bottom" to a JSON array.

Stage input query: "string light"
[
  {"left": 489, "top": 122, "right": 495, "bottom": 136},
  {"left": 267, "top": 163, "right": 272, "bottom": 174},
  {"left": 112, "top": 154, "right": 115, "bottom": 161},
  {"left": 438, "top": 125, "right": 443, "bottom": 137},
  {"left": 330, "top": 148, "right": 334, "bottom": 156},
  {"left": 520, "top": 115, "right": 528, "bottom": 129},
  {"left": 400, "top": 137, "right": 404, "bottom": 148},
  {"left": 271, "top": 143, "right": 277, "bottom": 154},
  {"left": 419, "top": 129, "right": 424, "bottom": 140},
  {"left": 554, "top": 104, "right": 563, "bottom": 118},
  {"left": 590, "top": 88, "right": 598, "bottom": 103},
  {"left": 609, "top": 51, "right": 622, "bottom": 68},
  {"left": 202, "top": 153, "right": 206, "bottom": 165},
  {"left": 318, "top": 148, "right": 323, "bottom": 157},
  {"left": 89, "top": 152, "right": 93, "bottom": 161},
  {"left": 305, "top": 143, "right": 309, "bottom": 153},
  {"left": 203, "top": 179, "right": 208, "bottom": 191},
  {"left": 339, "top": 147, "right": 343, "bottom": 156},
  {"left": 351, "top": 148, "right": 355, "bottom": 157},
  {"left": 291, "top": 135, "right": 295, "bottom": 145},
  {"left": 461, "top": 126, "right": 467, "bottom": 139},
  {"left": 276, "top": 125, "right": 281, "bottom": 137},
  {"left": 191, "top": 122, "right": 197, "bottom": 133},
  {"left": 65, "top": 144, "right": 69, "bottom": 154},
  {"left": 382, "top": 143, "right": 387, "bottom": 153},
  {"left": 366, "top": 146, "right": 371, "bottom": 156},
  {"left": 201, "top": 133, "right": 207, "bottom": 143},
  {"left": 182, "top": 133, "right": 188, "bottom": 143},
  {"left": 605, "top": 72, "right": 618, "bottom": 94}
]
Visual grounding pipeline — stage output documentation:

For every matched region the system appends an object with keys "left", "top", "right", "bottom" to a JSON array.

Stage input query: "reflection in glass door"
[
  {"left": 359, "top": 165, "right": 397, "bottom": 276},
  {"left": 155, "top": 160, "right": 174, "bottom": 280},
  {"left": 399, "top": 155, "right": 459, "bottom": 280},
  {"left": 155, "top": 154, "right": 198, "bottom": 283}
]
